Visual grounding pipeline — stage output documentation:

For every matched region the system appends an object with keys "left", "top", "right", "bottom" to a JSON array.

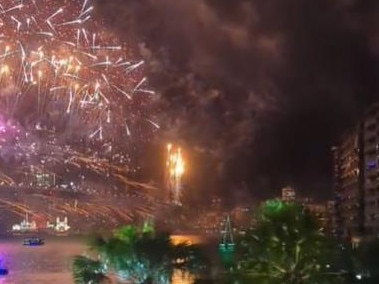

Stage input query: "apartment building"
[
  {"left": 332, "top": 126, "right": 364, "bottom": 238},
  {"left": 333, "top": 103, "right": 379, "bottom": 238},
  {"left": 362, "top": 103, "right": 379, "bottom": 235}
]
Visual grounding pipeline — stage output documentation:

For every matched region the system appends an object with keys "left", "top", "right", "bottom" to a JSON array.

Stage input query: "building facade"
[
  {"left": 281, "top": 187, "right": 296, "bottom": 202},
  {"left": 25, "top": 168, "right": 56, "bottom": 189},
  {"left": 307, "top": 201, "right": 335, "bottom": 235},
  {"left": 332, "top": 127, "right": 364, "bottom": 238},
  {"left": 333, "top": 103, "right": 379, "bottom": 238},
  {"left": 362, "top": 104, "right": 379, "bottom": 235}
]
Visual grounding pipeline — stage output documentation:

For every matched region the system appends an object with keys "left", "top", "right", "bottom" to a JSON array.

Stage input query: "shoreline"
[{"left": 0, "top": 234, "right": 90, "bottom": 241}]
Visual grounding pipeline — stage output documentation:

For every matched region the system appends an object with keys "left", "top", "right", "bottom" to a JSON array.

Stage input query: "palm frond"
[
  {"left": 74, "top": 224, "right": 209, "bottom": 283},
  {"left": 72, "top": 255, "right": 109, "bottom": 284}
]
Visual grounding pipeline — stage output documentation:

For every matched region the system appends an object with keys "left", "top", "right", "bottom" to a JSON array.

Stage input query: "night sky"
[{"left": 95, "top": 0, "right": 379, "bottom": 203}]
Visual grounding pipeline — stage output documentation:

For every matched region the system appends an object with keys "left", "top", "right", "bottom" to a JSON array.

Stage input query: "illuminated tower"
[
  {"left": 219, "top": 215, "right": 235, "bottom": 269},
  {"left": 166, "top": 143, "right": 185, "bottom": 206},
  {"left": 220, "top": 215, "right": 234, "bottom": 248}
]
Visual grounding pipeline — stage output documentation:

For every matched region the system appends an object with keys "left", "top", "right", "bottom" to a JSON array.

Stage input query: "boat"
[
  {"left": 0, "top": 268, "right": 8, "bottom": 275},
  {"left": 11, "top": 213, "right": 38, "bottom": 234},
  {"left": 23, "top": 237, "right": 44, "bottom": 246},
  {"left": 46, "top": 217, "right": 70, "bottom": 236}
]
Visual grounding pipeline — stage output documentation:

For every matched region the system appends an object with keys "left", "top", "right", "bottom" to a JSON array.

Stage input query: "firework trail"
[
  {"left": 0, "top": 0, "right": 159, "bottom": 222},
  {"left": 0, "top": 194, "right": 150, "bottom": 229},
  {"left": 166, "top": 143, "right": 185, "bottom": 206}
]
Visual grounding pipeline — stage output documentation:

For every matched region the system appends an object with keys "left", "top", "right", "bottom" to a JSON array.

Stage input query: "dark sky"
[{"left": 95, "top": 0, "right": 379, "bottom": 203}]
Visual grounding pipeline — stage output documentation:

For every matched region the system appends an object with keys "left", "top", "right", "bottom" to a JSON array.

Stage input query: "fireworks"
[
  {"left": 166, "top": 143, "right": 185, "bottom": 206},
  {"left": 0, "top": 0, "right": 158, "bottom": 223},
  {"left": 0, "top": 0, "right": 156, "bottom": 138}
]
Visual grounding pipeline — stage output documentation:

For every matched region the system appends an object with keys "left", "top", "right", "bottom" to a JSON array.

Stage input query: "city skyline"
[
  {"left": 0, "top": 0, "right": 378, "bottom": 221},
  {"left": 0, "top": 1, "right": 378, "bottom": 283}
]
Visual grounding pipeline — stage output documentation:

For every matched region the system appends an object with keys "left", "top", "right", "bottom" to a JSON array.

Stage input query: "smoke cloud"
[{"left": 95, "top": 0, "right": 379, "bottom": 201}]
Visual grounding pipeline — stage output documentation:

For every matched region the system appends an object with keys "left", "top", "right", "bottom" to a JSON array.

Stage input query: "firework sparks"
[
  {"left": 0, "top": 0, "right": 156, "bottom": 138},
  {"left": 0, "top": 0, "right": 159, "bottom": 224},
  {"left": 166, "top": 143, "right": 185, "bottom": 206}
]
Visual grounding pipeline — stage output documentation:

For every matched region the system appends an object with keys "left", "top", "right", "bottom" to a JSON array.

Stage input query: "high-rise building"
[
  {"left": 326, "top": 200, "right": 336, "bottom": 235},
  {"left": 281, "top": 186, "right": 296, "bottom": 202},
  {"left": 332, "top": 127, "right": 364, "bottom": 239},
  {"left": 362, "top": 103, "right": 379, "bottom": 235},
  {"left": 333, "top": 103, "right": 379, "bottom": 238},
  {"left": 25, "top": 168, "right": 56, "bottom": 189},
  {"left": 34, "top": 172, "right": 56, "bottom": 188}
]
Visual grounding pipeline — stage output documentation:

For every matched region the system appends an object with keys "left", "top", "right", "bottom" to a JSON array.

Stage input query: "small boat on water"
[
  {"left": 23, "top": 237, "right": 44, "bottom": 246},
  {"left": 11, "top": 213, "right": 38, "bottom": 235}
]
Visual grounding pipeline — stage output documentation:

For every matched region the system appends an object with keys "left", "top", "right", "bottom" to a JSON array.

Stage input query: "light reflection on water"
[
  {"left": 0, "top": 236, "right": 204, "bottom": 284},
  {"left": 171, "top": 235, "right": 204, "bottom": 284},
  {"left": 0, "top": 239, "right": 84, "bottom": 284},
  {"left": 172, "top": 271, "right": 195, "bottom": 284}
]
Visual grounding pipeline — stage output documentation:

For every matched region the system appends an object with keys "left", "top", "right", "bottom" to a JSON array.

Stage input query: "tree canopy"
[
  {"left": 73, "top": 224, "right": 207, "bottom": 284},
  {"left": 234, "top": 200, "right": 339, "bottom": 284}
]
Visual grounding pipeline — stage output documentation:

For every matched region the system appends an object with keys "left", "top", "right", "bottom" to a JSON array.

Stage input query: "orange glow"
[{"left": 166, "top": 143, "right": 185, "bottom": 205}]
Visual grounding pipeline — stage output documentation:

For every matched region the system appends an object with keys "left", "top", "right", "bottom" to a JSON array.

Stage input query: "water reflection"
[
  {"left": 0, "top": 238, "right": 83, "bottom": 283},
  {"left": 170, "top": 234, "right": 204, "bottom": 245},
  {"left": 171, "top": 235, "right": 205, "bottom": 284},
  {"left": 172, "top": 270, "right": 195, "bottom": 284},
  {"left": 0, "top": 236, "right": 204, "bottom": 284}
]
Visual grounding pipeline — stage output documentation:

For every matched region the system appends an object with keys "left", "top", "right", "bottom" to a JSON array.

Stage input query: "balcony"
[
  {"left": 365, "top": 186, "right": 376, "bottom": 195},
  {"left": 365, "top": 197, "right": 377, "bottom": 205},
  {"left": 364, "top": 144, "right": 377, "bottom": 155},
  {"left": 365, "top": 207, "right": 379, "bottom": 217},
  {"left": 365, "top": 117, "right": 377, "bottom": 130},
  {"left": 341, "top": 177, "right": 359, "bottom": 187}
]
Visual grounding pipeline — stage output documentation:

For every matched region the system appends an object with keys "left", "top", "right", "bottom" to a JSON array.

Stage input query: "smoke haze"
[{"left": 95, "top": 0, "right": 379, "bottom": 202}]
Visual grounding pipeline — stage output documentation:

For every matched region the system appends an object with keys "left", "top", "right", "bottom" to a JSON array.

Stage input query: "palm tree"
[
  {"left": 233, "top": 200, "right": 340, "bottom": 284},
  {"left": 72, "top": 224, "right": 207, "bottom": 283},
  {"left": 72, "top": 255, "right": 110, "bottom": 284}
]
